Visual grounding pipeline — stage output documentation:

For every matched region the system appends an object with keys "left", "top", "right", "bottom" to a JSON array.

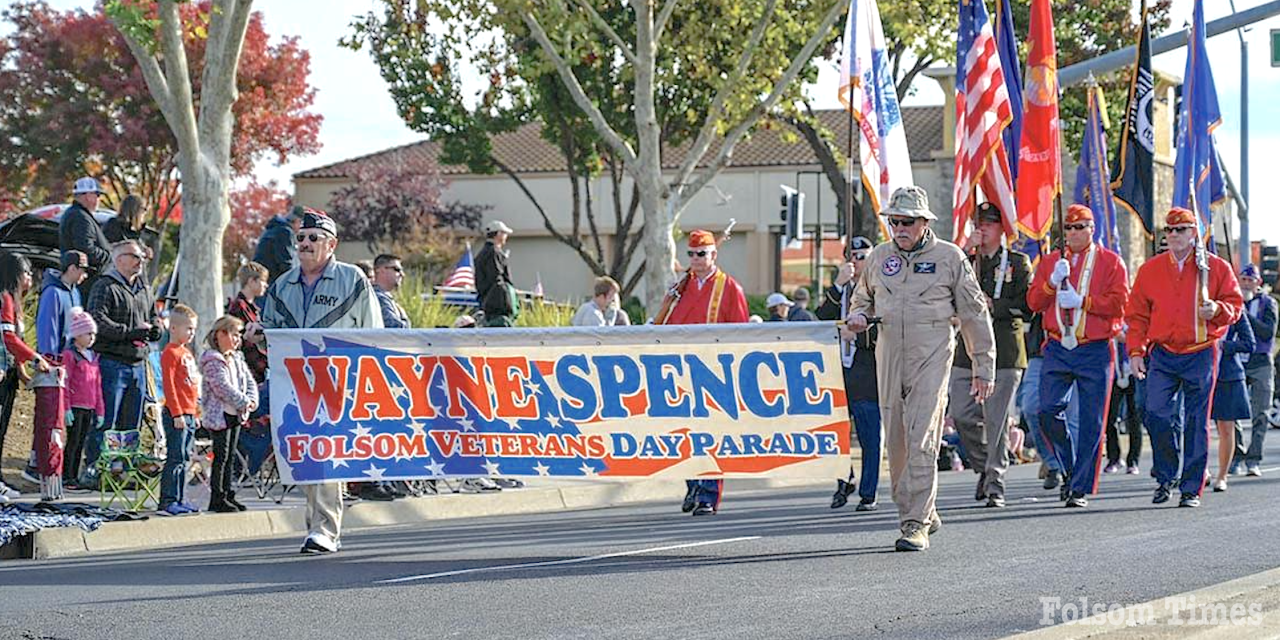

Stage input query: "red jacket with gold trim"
[
  {"left": 1126, "top": 251, "right": 1244, "bottom": 357},
  {"left": 1028, "top": 244, "right": 1129, "bottom": 346}
]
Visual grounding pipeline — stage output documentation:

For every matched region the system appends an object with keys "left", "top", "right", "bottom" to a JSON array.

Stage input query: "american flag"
[
  {"left": 442, "top": 245, "right": 475, "bottom": 289},
  {"left": 953, "top": 0, "right": 1018, "bottom": 247}
]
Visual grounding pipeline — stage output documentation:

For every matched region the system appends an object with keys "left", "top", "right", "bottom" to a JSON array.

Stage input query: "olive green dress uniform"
[{"left": 948, "top": 246, "right": 1031, "bottom": 502}]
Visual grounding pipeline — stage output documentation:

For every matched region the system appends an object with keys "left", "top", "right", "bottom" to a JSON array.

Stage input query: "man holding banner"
[
  {"left": 1027, "top": 205, "right": 1128, "bottom": 509},
  {"left": 846, "top": 186, "right": 995, "bottom": 552},
  {"left": 656, "top": 229, "right": 749, "bottom": 516},
  {"left": 258, "top": 210, "right": 383, "bottom": 554},
  {"left": 1126, "top": 208, "right": 1242, "bottom": 509}
]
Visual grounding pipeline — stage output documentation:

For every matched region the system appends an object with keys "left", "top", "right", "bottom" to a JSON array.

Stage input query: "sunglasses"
[
  {"left": 851, "top": 253, "right": 868, "bottom": 261},
  {"left": 1164, "top": 226, "right": 1194, "bottom": 235},
  {"left": 1064, "top": 223, "right": 1091, "bottom": 231},
  {"left": 381, "top": 265, "right": 404, "bottom": 273},
  {"left": 296, "top": 233, "right": 329, "bottom": 243},
  {"left": 887, "top": 218, "right": 919, "bottom": 228},
  {"left": 687, "top": 250, "right": 711, "bottom": 257},
  {"left": 124, "top": 253, "right": 145, "bottom": 261}
]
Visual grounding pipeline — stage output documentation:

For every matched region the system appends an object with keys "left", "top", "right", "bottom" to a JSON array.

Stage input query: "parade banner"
[{"left": 266, "top": 324, "right": 850, "bottom": 484}]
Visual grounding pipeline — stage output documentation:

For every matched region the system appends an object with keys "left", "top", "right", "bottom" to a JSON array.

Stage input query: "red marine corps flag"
[{"left": 1014, "top": 0, "right": 1060, "bottom": 251}]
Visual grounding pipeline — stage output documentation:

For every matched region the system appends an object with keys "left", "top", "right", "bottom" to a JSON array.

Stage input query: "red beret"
[
  {"left": 1166, "top": 207, "right": 1197, "bottom": 228},
  {"left": 1065, "top": 204, "right": 1094, "bottom": 224},
  {"left": 687, "top": 230, "right": 716, "bottom": 248}
]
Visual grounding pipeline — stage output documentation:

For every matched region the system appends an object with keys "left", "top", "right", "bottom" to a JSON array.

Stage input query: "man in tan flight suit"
[{"left": 846, "top": 186, "right": 996, "bottom": 552}]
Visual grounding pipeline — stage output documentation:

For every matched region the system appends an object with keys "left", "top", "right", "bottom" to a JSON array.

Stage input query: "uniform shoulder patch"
[{"left": 882, "top": 255, "right": 903, "bottom": 276}]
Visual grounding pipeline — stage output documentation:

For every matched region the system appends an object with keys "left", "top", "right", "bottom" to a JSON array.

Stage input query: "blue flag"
[
  {"left": 1172, "top": 0, "right": 1226, "bottom": 237},
  {"left": 1074, "top": 85, "right": 1120, "bottom": 253},
  {"left": 994, "top": 0, "right": 1023, "bottom": 183}
]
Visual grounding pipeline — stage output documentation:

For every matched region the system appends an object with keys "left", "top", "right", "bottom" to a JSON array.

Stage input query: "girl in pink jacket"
[{"left": 200, "top": 316, "right": 258, "bottom": 513}]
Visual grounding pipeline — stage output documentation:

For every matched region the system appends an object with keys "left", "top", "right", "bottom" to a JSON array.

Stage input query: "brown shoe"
[{"left": 896, "top": 521, "right": 930, "bottom": 551}]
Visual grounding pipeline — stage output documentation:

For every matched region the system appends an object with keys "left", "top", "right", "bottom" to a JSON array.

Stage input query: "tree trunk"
[
  {"left": 638, "top": 181, "right": 676, "bottom": 317},
  {"left": 176, "top": 156, "right": 231, "bottom": 326}
]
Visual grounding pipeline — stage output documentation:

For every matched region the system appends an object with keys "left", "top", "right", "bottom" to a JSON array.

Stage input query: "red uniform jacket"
[
  {"left": 1126, "top": 251, "right": 1244, "bottom": 356},
  {"left": 659, "top": 268, "right": 749, "bottom": 325},
  {"left": 1027, "top": 244, "right": 1129, "bottom": 346},
  {"left": 1, "top": 291, "right": 37, "bottom": 364}
]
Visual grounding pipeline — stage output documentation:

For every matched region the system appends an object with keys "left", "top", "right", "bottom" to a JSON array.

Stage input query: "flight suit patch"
[
  {"left": 882, "top": 255, "right": 903, "bottom": 276},
  {"left": 913, "top": 262, "right": 936, "bottom": 274}
]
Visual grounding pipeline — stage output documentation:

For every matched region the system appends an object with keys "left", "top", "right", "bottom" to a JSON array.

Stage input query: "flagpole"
[{"left": 847, "top": 102, "right": 856, "bottom": 240}]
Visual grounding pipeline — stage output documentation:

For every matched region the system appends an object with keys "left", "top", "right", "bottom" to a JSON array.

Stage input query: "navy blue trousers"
[
  {"left": 1039, "top": 340, "right": 1115, "bottom": 495},
  {"left": 1145, "top": 345, "right": 1217, "bottom": 496}
]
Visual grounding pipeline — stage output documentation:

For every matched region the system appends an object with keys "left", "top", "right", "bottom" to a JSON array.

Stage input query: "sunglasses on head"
[
  {"left": 1064, "top": 223, "right": 1091, "bottom": 231},
  {"left": 687, "top": 249, "right": 710, "bottom": 257},
  {"left": 296, "top": 232, "right": 329, "bottom": 243},
  {"left": 887, "top": 217, "right": 919, "bottom": 228}
]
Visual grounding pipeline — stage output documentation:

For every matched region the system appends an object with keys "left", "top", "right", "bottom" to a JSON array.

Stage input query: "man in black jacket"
[
  {"left": 253, "top": 206, "right": 305, "bottom": 283},
  {"left": 476, "top": 220, "right": 516, "bottom": 327},
  {"left": 817, "top": 236, "right": 881, "bottom": 512},
  {"left": 82, "top": 240, "right": 161, "bottom": 477},
  {"left": 58, "top": 177, "right": 113, "bottom": 298}
]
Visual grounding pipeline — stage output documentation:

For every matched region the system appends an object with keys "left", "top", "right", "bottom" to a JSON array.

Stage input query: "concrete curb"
[{"left": 25, "top": 476, "right": 838, "bottom": 560}]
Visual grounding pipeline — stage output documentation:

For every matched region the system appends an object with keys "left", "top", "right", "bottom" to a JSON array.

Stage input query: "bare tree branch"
[
  {"left": 521, "top": 11, "right": 638, "bottom": 168},
  {"left": 654, "top": 0, "right": 680, "bottom": 42},
  {"left": 684, "top": 0, "right": 848, "bottom": 200},
  {"left": 670, "top": 0, "right": 777, "bottom": 191},
  {"left": 568, "top": 0, "right": 637, "bottom": 65},
  {"left": 495, "top": 158, "right": 604, "bottom": 274}
]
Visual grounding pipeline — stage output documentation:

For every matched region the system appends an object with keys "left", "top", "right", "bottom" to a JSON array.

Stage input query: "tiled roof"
[{"left": 294, "top": 106, "right": 944, "bottom": 180}]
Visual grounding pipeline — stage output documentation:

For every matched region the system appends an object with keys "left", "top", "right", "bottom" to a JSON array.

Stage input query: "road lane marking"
[{"left": 377, "top": 536, "right": 761, "bottom": 584}]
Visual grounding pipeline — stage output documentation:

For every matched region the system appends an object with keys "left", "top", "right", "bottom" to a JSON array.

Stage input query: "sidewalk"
[{"left": 2, "top": 475, "right": 839, "bottom": 560}]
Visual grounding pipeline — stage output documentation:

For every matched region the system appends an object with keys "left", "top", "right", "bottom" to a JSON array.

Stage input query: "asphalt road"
[{"left": 4, "top": 438, "right": 1280, "bottom": 640}]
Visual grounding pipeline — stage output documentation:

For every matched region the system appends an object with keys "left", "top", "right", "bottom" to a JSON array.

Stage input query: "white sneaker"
[
  {"left": 300, "top": 533, "right": 338, "bottom": 554},
  {"left": 1246, "top": 464, "right": 1263, "bottom": 477},
  {"left": 0, "top": 481, "right": 19, "bottom": 501},
  {"left": 1212, "top": 478, "right": 1227, "bottom": 492}
]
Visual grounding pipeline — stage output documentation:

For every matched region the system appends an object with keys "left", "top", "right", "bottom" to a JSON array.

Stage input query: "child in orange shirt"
[{"left": 159, "top": 305, "right": 200, "bottom": 516}]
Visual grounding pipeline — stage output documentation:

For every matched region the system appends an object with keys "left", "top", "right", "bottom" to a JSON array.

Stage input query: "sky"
[{"left": 12, "top": 1, "right": 1280, "bottom": 243}]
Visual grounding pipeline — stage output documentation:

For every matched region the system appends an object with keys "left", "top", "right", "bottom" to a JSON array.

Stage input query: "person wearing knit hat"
[
  {"left": 1027, "top": 202, "right": 1130, "bottom": 508},
  {"left": 1126, "top": 207, "right": 1245, "bottom": 508},
  {"left": 845, "top": 186, "right": 996, "bottom": 551},
  {"left": 61, "top": 307, "right": 102, "bottom": 490},
  {"left": 1232, "top": 262, "right": 1276, "bottom": 477},
  {"left": 654, "top": 228, "right": 748, "bottom": 516}
]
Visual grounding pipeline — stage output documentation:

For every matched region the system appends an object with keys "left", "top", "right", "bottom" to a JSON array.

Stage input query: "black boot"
[
  {"left": 227, "top": 491, "right": 248, "bottom": 512},
  {"left": 831, "top": 478, "right": 856, "bottom": 509}
]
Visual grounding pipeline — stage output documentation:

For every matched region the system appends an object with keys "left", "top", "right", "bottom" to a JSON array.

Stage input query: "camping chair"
[
  {"left": 234, "top": 416, "right": 281, "bottom": 501},
  {"left": 96, "top": 429, "right": 162, "bottom": 511}
]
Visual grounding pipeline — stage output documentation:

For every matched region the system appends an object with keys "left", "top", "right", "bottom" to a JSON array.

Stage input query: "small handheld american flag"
[{"left": 442, "top": 245, "right": 475, "bottom": 289}]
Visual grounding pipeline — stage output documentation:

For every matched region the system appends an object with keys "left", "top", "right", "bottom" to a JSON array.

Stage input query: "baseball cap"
[
  {"left": 484, "top": 220, "right": 514, "bottom": 235},
  {"left": 61, "top": 250, "right": 88, "bottom": 271},
  {"left": 765, "top": 292, "right": 793, "bottom": 308},
  {"left": 73, "top": 177, "right": 105, "bottom": 195}
]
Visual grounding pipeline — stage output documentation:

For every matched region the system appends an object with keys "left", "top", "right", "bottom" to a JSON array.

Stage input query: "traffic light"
[
  {"left": 1262, "top": 244, "right": 1279, "bottom": 288},
  {"left": 780, "top": 185, "right": 804, "bottom": 246}
]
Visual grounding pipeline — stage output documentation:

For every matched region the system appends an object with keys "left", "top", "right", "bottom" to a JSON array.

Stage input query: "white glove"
[
  {"left": 1050, "top": 258, "right": 1070, "bottom": 288},
  {"left": 1056, "top": 285, "right": 1083, "bottom": 310}
]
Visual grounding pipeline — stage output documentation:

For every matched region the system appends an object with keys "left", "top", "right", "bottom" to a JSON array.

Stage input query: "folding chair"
[
  {"left": 96, "top": 429, "right": 162, "bottom": 511},
  {"left": 234, "top": 418, "right": 280, "bottom": 501}
]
